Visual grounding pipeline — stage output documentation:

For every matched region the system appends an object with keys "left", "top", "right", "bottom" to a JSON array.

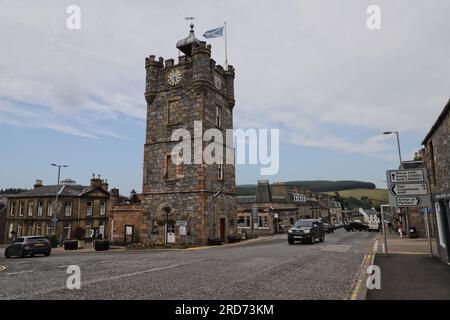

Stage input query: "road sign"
[
  {"left": 396, "top": 197, "right": 423, "bottom": 206},
  {"left": 389, "top": 183, "right": 428, "bottom": 196},
  {"left": 251, "top": 206, "right": 258, "bottom": 222},
  {"left": 388, "top": 169, "right": 425, "bottom": 183},
  {"left": 386, "top": 168, "right": 431, "bottom": 207}
]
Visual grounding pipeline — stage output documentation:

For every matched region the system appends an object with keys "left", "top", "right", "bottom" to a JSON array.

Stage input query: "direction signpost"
[
  {"left": 386, "top": 168, "right": 430, "bottom": 208},
  {"left": 386, "top": 167, "right": 432, "bottom": 257}
]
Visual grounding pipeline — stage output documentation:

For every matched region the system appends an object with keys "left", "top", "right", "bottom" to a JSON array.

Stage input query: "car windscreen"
[
  {"left": 29, "top": 237, "right": 46, "bottom": 243},
  {"left": 294, "top": 221, "right": 313, "bottom": 228}
]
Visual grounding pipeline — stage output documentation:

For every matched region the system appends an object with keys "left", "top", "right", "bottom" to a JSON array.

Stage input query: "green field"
[{"left": 325, "top": 188, "right": 388, "bottom": 203}]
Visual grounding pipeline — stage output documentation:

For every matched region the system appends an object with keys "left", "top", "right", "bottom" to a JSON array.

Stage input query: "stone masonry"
[{"left": 141, "top": 25, "right": 237, "bottom": 245}]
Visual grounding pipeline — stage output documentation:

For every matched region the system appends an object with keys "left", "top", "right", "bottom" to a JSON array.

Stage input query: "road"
[{"left": 0, "top": 229, "right": 376, "bottom": 300}]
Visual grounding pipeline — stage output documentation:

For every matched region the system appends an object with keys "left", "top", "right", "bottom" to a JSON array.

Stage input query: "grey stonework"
[{"left": 142, "top": 34, "right": 237, "bottom": 245}]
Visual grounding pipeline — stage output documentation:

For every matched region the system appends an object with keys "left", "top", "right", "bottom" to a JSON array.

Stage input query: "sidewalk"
[{"left": 366, "top": 234, "right": 450, "bottom": 300}]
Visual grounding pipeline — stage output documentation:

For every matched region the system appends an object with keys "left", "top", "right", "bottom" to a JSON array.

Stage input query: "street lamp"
[
  {"left": 383, "top": 131, "right": 403, "bottom": 168},
  {"left": 51, "top": 163, "right": 69, "bottom": 236}
]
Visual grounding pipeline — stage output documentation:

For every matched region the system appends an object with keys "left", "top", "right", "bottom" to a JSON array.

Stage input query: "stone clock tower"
[{"left": 142, "top": 24, "right": 237, "bottom": 245}]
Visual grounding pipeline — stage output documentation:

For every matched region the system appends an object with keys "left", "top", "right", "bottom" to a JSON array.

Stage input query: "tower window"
[
  {"left": 218, "top": 164, "right": 224, "bottom": 180},
  {"left": 216, "top": 106, "right": 222, "bottom": 127}
]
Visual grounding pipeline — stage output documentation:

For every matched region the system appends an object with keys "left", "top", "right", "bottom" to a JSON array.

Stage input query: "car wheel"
[
  {"left": 5, "top": 249, "right": 10, "bottom": 258},
  {"left": 44, "top": 251, "right": 51, "bottom": 257},
  {"left": 319, "top": 233, "right": 325, "bottom": 242}
]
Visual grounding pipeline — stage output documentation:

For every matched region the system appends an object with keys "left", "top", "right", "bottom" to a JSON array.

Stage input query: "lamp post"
[
  {"left": 383, "top": 131, "right": 403, "bottom": 168},
  {"left": 51, "top": 163, "right": 69, "bottom": 236}
]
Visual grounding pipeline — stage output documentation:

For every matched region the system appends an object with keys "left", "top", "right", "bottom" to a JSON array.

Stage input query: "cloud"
[{"left": 0, "top": 0, "right": 449, "bottom": 159}]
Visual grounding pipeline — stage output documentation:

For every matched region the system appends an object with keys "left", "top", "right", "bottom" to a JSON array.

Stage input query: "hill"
[
  {"left": 325, "top": 188, "right": 388, "bottom": 210},
  {"left": 236, "top": 180, "right": 376, "bottom": 196}
]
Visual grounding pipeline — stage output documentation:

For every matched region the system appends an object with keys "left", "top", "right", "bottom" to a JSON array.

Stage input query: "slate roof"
[
  {"left": 422, "top": 99, "right": 450, "bottom": 144},
  {"left": 7, "top": 185, "right": 109, "bottom": 198}
]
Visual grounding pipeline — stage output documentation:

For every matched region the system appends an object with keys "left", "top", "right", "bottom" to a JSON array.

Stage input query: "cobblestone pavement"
[{"left": 0, "top": 229, "right": 376, "bottom": 300}]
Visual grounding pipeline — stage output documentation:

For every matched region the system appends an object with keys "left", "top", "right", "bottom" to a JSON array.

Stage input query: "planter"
[
  {"left": 63, "top": 240, "right": 78, "bottom": 250},
  {"left": 94, "top": 240, "right": 110, "bottom": 251}
]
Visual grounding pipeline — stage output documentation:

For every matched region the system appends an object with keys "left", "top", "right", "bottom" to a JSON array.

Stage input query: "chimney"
[
  {"left": 111, "top": 188, "right": 120, "bottom": 205},
  {"left": 90, "top": 174, "right": 103, "bottom": 189},
  {"left": 34, "top": 179, "right": 43, "bottom": 189}
]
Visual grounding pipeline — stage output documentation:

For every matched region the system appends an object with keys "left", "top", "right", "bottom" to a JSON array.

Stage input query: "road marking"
[
  {"left": 5, "top": 270, "right": 35, "bottom": 276},
  {"left": 0, "top": 265, "right": 6, "bottom": 272},
  {"left": 5, "top": 260, "right": 204, "bottom": 299}
]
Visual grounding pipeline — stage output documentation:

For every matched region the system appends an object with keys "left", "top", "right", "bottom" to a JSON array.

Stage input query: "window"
[
  {"left": 48, "top": 201, "right": 53, "bottom": 216},
  {"left": 165, "top": 155, "right": 178, "bottom": 180},
  {"left": 37, "top": 201, "right": 43, "bottom": 216},
  {"left": 17, "top": 224, "right": 23, "bottom": 237},
  {"left": 19, "top": 202, "right": 24, "bottom": 216},
  {"left": 86, "top": 202, "right": 93, "bottom": 216},
  {"left": 216, "top": 106, "right": 222, "bottom": 127},
  {"left": 46, "top": 224, "right": 52, "bottom": 236},
  {"left": 229, "top": 219, "right": 235, "bottom": 228},
  {"left": 100, "top": 201, "right": 106, "bottom": 216},
  {"left": 28, "top": 201, "right": 34, "bottom": 217},
  {"left": 36, "top": 224, "right": 42, "bottom": 236},
  {"left": 85, "top": 224, "right": 92, "bottom": 238},
  {"left": 167, "top": 224, "right": 175, "bottom": 234},
  {"left": 258, "top": 216, "right": 269, "bottom": 228},
  {"left": 218, "top": 164, "right": 224, "bottom": 180},
  {"left": 238, "top": 216, "right": 251, "bottom": 228},
  {"left": 64, "top": 224, "right": 71, "bottom": 240},
  {"left": 10, "top": 202, "right": 15, "bottom": 216},
  {"left": 64, "top": 201, "right": 72, "bottom": 216},
  {"left": 8, "top": 223, "right": 14, "bottom": 239}
]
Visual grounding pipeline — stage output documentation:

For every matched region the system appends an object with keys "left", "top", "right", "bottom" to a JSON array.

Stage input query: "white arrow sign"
[
  {"left": 389, "top": 169, "right": 424, "bottom": 183},
  {"left": 390, "top": 183, "right": 428, "bottom": 196},
  {"left": 396, "top": 197, "right": 422, "bottom": 206}
]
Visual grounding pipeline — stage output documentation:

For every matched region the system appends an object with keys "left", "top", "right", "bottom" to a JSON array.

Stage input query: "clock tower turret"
[{"left": 142, "top": 25, "right": 237, "bottom": 245}]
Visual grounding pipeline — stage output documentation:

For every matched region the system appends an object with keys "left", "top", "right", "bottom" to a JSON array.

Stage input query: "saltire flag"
[{"left": 203, "top": 26, "right": 224, "bottom": 39}]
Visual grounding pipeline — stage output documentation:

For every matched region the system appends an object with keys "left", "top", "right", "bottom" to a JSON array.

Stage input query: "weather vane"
[{"left": 185, "top": 17, "right": 195, "bottom": 24}]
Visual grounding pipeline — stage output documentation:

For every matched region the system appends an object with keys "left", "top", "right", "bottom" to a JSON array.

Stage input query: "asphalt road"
[{"left": 0, "top": 229, "right": 376, "bottom": 300}]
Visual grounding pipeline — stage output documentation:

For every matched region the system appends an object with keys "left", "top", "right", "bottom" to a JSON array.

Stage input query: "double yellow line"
[{"left": 350, "top": 253, "right": 373, "bottom": 300}]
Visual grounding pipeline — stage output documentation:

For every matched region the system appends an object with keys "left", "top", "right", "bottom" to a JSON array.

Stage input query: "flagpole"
[{"left": 224, "top": 21, "right": 228, "bottom": 70}]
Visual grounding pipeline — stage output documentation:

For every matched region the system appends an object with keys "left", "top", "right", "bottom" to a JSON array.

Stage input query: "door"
[
  {"left": 219, "top": 218, "right": 226, "bottom": 241},
  {"left": 125, "top": 225, "right": 134, "bottom": 244}
]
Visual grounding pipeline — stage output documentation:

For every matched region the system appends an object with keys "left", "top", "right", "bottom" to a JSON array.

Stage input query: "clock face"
[
  {"left": 214, "top": 74, "right": 222, "bottom": 90},
  {"left": 167, "top": 69, "right": 182, "bottom": 86}
]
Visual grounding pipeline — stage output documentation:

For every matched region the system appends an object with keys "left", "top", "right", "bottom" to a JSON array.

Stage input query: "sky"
[{"left": 1, "top": 0, "right": 449, "bottom": 194}]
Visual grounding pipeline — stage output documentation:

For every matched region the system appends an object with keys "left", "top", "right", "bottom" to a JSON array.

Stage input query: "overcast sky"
[{"left": 1, "top": 0, "right": 449, "bottom": 193}]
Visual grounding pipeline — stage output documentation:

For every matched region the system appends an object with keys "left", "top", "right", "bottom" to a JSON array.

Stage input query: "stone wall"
[{"left": 110, "top": 203, "right": 144, "bottom": 245}]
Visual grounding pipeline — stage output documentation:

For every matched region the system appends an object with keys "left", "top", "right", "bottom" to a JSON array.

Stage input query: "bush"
[
  {"left": 46, "top": 235, "right": 58, "bottom": 248},
  {"left": 72, "top": 227, "right": 85, "bottom": 240}
]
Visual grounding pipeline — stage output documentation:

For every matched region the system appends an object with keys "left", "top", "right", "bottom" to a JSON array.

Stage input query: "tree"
[{"left": 72, "top": 226, "right": 85, "bottom": 240}]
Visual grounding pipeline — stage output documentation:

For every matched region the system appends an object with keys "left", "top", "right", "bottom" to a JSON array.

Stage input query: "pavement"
[
  {"left": 366, "top": 234, "right": 450, "bottom": 300},
  {"left": 0, "top": 228, "right": 377, "bottom": 300}
]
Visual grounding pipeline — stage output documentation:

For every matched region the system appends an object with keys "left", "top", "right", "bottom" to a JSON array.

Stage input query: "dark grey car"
[
  {"left": 5, "top": 236, "right": 52, "bottom": 258},
  {"left": 288, "top": 219, "right": 325, "bottom": 244}
]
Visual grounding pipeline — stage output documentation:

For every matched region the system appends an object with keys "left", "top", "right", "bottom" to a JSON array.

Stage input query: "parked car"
[
  {"left": 323, "top": 223, "right": 335, "bottom": 234},
  {"left": 288, "top": 219, "right": 325, "bottom": 244},
  {"left": 4, "top": 236, "right": 52, "bottom": 258},
  {"left": 344, "top": 221, "right": 367, "bottom": 232}
]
